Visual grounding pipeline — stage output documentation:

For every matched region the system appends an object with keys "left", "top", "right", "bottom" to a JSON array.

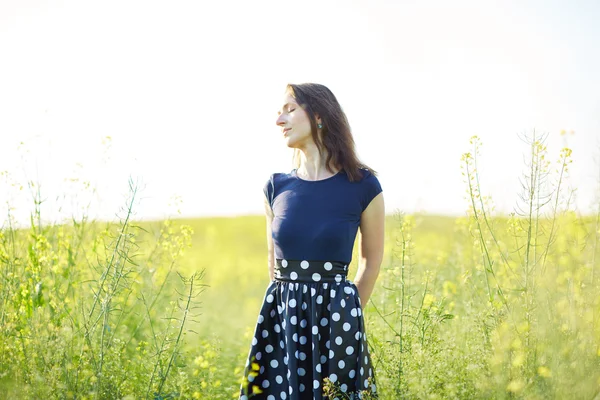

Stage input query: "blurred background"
[{"left": 1, "top": 0, "right": 599, "bottom": 226}]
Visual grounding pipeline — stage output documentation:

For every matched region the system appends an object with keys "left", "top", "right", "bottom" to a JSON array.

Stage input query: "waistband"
[{"left": 274, "top": 259, "right": 348, "bottom": 283}]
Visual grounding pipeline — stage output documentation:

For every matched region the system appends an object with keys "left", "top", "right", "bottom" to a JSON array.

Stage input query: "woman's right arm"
[{"left": 264, "top": 195, "right": 275, "bottom": 281}]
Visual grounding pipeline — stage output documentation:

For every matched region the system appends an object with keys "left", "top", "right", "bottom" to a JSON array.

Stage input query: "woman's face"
[{"left": 275, "top": 94, "right": 317, "bottom": 149}]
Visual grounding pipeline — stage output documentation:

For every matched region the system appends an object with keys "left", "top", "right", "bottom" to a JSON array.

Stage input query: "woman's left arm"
[{"left": 354, "top": 192, "right": 385, "bottom": 307}]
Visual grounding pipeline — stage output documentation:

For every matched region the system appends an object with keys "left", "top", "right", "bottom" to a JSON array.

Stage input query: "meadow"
[{"left": 1, "top": 134, "right": 599, "bottom": 399}]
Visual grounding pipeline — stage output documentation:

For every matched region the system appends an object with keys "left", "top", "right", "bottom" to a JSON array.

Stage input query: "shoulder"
[
  {"left": 263, "top": 171, "right": 294, "bottom": 197},
  {"left": 358, "top": 168, "right": 382, "bottom": 187},
  {"left": 264, "top": 171, "right": 293, "bottom": 186},
  {"left": 356, "top": 168, "right": 383, "bottom": 211}
]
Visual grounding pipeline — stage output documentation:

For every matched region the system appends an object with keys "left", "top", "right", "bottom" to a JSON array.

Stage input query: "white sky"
[{"left": 1, "top": 0, "right": 599, "bottom": 226}]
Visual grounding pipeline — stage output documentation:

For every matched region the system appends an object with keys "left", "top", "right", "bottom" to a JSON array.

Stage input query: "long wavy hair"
[{"left": 285, "top": 83, "right": 377, "bottom": 182}]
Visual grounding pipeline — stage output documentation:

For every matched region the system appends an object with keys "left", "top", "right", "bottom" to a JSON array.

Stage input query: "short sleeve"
[
  {"left": 263, "top": 174, "right": 275, "bottom": 209},
  {"left": 359, "top": 170, "right": 383, "bottom": 212}
]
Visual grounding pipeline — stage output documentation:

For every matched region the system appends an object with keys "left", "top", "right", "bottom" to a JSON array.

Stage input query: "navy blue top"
[{"left": 263, "top": 168, "right": 383, "bottom": 264}]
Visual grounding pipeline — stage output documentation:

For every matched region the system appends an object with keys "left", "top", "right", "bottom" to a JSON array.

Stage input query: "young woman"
[{"left": 240, "top": 83, "right": 385, "bottom": 399}]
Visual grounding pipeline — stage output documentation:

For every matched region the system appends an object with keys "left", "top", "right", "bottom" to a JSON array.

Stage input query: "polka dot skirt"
[{"left": 239, "top": 259, "right": 377, "bottom": 399}]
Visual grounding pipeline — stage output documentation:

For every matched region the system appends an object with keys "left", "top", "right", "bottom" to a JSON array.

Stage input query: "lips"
[{"left": 283, "top": 128, "right": 291, "bottom": 135}]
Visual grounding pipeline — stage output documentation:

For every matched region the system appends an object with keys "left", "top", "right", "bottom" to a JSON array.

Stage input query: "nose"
[{"left": 276, "top": 113, "right": 287, "bottom": 126}]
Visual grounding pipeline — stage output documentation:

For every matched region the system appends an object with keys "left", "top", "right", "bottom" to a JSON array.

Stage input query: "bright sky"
[{"left": 1, "top": 0, "right": 599, "bottom": 226}]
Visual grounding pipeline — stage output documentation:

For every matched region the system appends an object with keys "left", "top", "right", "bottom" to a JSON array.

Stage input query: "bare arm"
[
  {"left": 354, "top": 192, "right": 385, "bottom": 306},
  {"left": 264, "top": 195, "right": 275, "bottom": 281}
]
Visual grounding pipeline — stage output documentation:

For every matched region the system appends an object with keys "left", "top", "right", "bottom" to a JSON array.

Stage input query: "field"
[{"left": 1, "top": 135, "right": 599, "bottom": 399}]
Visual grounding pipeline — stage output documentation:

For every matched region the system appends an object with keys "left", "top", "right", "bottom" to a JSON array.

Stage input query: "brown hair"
[{"left": 285, "top": 83, "right": 377, "bottom": 182}]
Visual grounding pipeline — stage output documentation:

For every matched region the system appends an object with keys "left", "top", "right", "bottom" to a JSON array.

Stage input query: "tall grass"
[
  {"left": 367, "top": 132, "right": 599, "bottom": 399},
  {"left": 0, "top": 178, "right": 209, "bottom": 399},
  {"left": 1, "top": 132, "right": 598, "bottom": 399}
]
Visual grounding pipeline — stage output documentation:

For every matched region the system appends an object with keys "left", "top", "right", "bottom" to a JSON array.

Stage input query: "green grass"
[{"left": 1, "top": 133, "right": 599, "bottom": 399}]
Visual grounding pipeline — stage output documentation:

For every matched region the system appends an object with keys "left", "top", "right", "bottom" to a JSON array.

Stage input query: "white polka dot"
[
  {"left": 277, "top": 305, "right": 284, "bottom": 314},
  {"left": 341, "top": 384, "right": 348, "bottom": 392},
  {"left": 326, "top": 340, "right": 330, "bottom": 349},
  {"left": 290, "top": 272, "right": 298, "bottom": 280},
  {"left": 252, "top": 337, "right": 257, "bottom": 346},
  {"left": 256, "top": 352, "right": 262, "bottom": 360},
  {"left": 262, "top": 380, "right": 270, "bottom": 388},
  {"left": 276, "top": 375, "right": 283, "bottom": 384},
  {"left": 338, "top": 360, "right": 345, "bottom": 369},
  {"left": 344, "top": 287, "right": 352, "bottom": 294},
  {"left": 358, "top": 308, "right": 362, "bottom": 316},
  {"left": 364, "top": 379, "right": 369, "bottom": 388},
  {"left": 351, "top": 308, "right": 358, "bottom": 317},
  {"left": 330, "top": 289, "right": 336, "bottom": 298},
  {"left": 349, "top": 370, "right": 356, "bottom": 378},
  {"left": 300, "top": 319, "right": 307, "bottom": 328},
  {"left": 281, "top": 392, "right": 287, "bottom": 399},
  {"left": 271, "top": 359, "right": 278, "bottom": 368},
  {"left": 324, "top": 262, "right": 333, "bottom": 270},
  {"left": 284, "top": 355, "right": 288, "bottom": 365},
  {"left": 266, "top": 345, "right": 274, "bottom": 353},
  {"left": 298, "top": 368, "right": 306, "bottom": 376},
  {"left": 280, "top": 340, "right": 285, "bottom": 349},
  {"left": 320, "top": 355, "right": 327, "bottom": 364},
  {"left": 332, "top": 313, "right": 341, "bottom": 321},
  {"left": 320, "top": 318, "right": 328, "bottom": 326},
  {"left": 355, "top": 331, "right": 362, "bottom": 340},
  {"left": 293, "top": 333, "right": 298, "bottom": 342},
  {"left": 299, "top": 352, "right": 307, "bottom": 360},
  {"left": 299, "top": 384, "right": 305, "bottom": 392},
  {"left": 241, "top": 396, "right": 248, "bottom": 400},
  {"left": 301, "top": 260, "right": 309, "bottom": 269},
  {"left": 343, "top": 322, "right": 351, "bottom": 331},
  {"left": 346, "top": 346, "right": 354, "bottom": 355},
  {"left": 312, "top": 273, "right": 321, "bottom": 282},
  {"left": 313, "top": 380, "right": 320, "bottom": 389},
  {"left": 341, "top": 299, "right": 346, "bottom": 308},
  {"left": 335, "top": 336, "right": 343, "bottom": 345},
  {"left": 300, "top": 336, "right": 307, "bottom": 345},
  {"left": 262, "top": 330, "right": 269, "bottom": 338},
  {"left": 289, "top": 299, "right": 297, "bottom": 308},
  {"left": 360, "top": 367, "right": 364, "bottom": 375},
  {"left": 258, "top": 315, "right": 264, "bottom": 323},
  {"left": 270, "top": 309, "right": 276, "bottom": 318},
  {"left": 335, "top": 274, "right": 342, "bottom": 283},
  {"left": 291, "top": 316, "right": 297, "bottom": 325},
  {"left": 282, "top": 259, "right": 288, "bottom": 267},
  {"left": 287, "top": 370, "right": 291, "bottom": 378},
  {"left": 312, "top": 326, "right": 318, "bottom": 335},
  {"left": 289, "top": 387, "right": 293, "bottom": 395},
  {"left": 311, "top": 288, "right": 316, "bottom": 297},
  {"left": 323, "top": 283, "right": 329, "bottom": 289},
  {"left": 260, "top": 366, "right": 265, "bottom": 374},
  {"left": 330, "top": 374, "right": 338, "bottom": 383},
  {"left": 316, "top": 295, "right": 323, "bottom": 304},
  {"left": 365, "top": 356, "right": 368, "bottom": 364},
  {"left": 302, "top": 302, "right": 308, "bottom": 310},
  {"left": 329, "top": 349, "right": 335, "bottom": 358},
  {"left": 316, "top": 363, "right": 322, "bottom": 372},
  {"left": 369, "top": 368, "right": 373, "bottom": 377},
  {"left": 303, "top": 285, "right": 308, "bottom": 293},
  {"left": 266, "top": 294, "right": 274, "bottom": 303},
  {"left": 274, "top": 324, "right": 281, "bottom": 333}
]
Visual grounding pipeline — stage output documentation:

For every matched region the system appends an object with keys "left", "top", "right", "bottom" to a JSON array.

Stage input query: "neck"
[{"left": 296, "top": 143, "right": 337, "bottom": 180}]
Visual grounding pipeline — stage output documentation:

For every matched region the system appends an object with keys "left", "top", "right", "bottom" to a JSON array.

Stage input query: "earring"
[{"left": 317, "top": 123, "right": 323, "bottom": 129}]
